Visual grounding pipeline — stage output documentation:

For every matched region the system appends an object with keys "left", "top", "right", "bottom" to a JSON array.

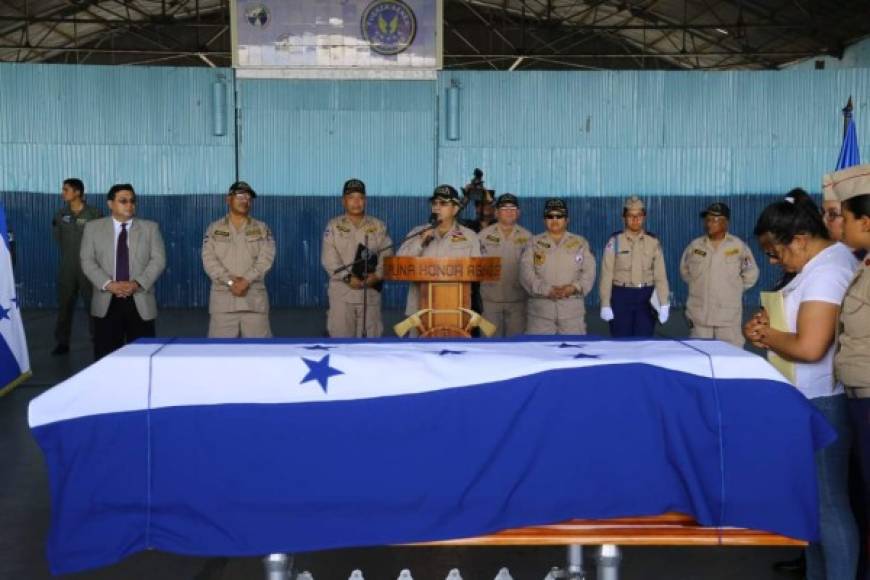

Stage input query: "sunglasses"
[
  {"left": 545, "top": 214, "right": 565, "bottom": 220},
  {"left": 114, "top": 198, "right": 136, "bottom": 205}
]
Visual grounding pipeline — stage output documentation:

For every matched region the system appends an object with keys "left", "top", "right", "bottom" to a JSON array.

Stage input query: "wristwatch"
[{"left": 226, "top": 279, "right": 234, "bottom": 288}]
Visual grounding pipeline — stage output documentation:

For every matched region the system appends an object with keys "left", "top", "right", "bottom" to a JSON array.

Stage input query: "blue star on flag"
[
  {"left": 555, "top": 342, "right": 585, "bottom": 349},
  {"left": 300, "top": 355, "right": 343, "bottom": 392},
  {"left": 0, "top": 304, "right": 10, "bottom": 321},
  {"left": 437, "top": 349, "right": 466, "bottom": 356},
  {"left": 303, "top": 344, "right": 336, "bottom": 351},
  {"left": 573, "top": 353, "right": 600, "bottom": 359}
]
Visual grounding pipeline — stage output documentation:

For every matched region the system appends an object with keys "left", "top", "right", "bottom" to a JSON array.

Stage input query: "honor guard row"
[
  {"left": 52, "top": 177, "right": 759, "bottom": 354},
  {"left": 320, "top": 183, "right": 759, "bottom": 343}
]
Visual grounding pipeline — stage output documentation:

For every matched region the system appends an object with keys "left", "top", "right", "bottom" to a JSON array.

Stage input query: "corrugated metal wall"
[
  {"left": 2, "top": 190, "right": 785, "bottom": 310},
  {"left": 436, "top": 70, "right": 870, "bottom": 196},
  {"left": 237, "top": 79, "right": 436, "bottom": 195},
  {"left": 0, "top": 63, "right": 235, "bottom": 195},
  {"left": 3, "top": 63, "right": 868, "bottom": 311}
]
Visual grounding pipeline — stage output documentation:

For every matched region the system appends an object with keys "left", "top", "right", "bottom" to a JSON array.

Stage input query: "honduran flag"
[
  {"left": 0, "top": 201, "right": 30, "bottom": 396},
  {"left": 29, "top": 338, "right": 834, "bottom": 574}
]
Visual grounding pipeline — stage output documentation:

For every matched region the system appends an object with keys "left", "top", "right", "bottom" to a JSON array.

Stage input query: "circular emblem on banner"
[
  {"left": 361, "top": 0, "right": 417, "bottom": 56},
  {"left": 245, "top": 3, "right": 270, "bottom": 29}
]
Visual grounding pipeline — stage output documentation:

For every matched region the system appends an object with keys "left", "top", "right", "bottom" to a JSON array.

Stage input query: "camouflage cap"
[
  {"left": 700, "top": 202, "right": 730, "bottom": 220},
  {"left": 544, "top": 198, "right": 568, "bottom": 217},
  {"left": 496, "top": 193, "right": 519, "bottom": 208},
  {"left": 229, "top": 180, "right": 256, "bottom": 198},
  {"left": 431, "top": 184, "right": 461, "bottom": 205},
  {"left": 343, "top": 178, "right": 366, "bottom": 196}
]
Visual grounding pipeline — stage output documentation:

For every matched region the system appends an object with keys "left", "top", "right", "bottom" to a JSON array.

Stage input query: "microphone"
[{"left": 422, "top": 212, "right": 439, "bottom": 248}]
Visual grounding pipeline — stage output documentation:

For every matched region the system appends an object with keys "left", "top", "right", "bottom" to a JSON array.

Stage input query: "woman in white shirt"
[{"left": 744, "top": 193, "right": 859, "bottom": 580}]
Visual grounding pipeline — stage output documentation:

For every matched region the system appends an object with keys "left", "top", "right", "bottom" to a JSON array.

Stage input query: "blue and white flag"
[
  {"left": 29, "top": 338, "right": 835, "bottom": 574},
  {"left": 836, "top": 115, "right": 861, "bottom": 170},
  {"left": 0, "top": 201, "right": 29, "bottom": 395}
]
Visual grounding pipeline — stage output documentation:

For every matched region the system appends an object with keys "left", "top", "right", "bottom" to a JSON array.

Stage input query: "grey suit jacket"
[{"left": 80, "top": 217, "right": 166, "bottom": 320}]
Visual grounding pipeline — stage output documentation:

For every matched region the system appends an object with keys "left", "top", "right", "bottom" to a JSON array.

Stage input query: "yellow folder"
[{"left": 759, "top": 291, "right": 796, "bottom": 385}]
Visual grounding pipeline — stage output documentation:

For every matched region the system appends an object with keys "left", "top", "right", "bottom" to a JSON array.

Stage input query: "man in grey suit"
[{"left": 80, "top": 183, "right": 166, "bottom": 359}]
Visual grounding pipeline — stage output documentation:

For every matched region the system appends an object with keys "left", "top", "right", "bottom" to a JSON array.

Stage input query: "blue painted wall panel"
[
  {"left": 237, "top": 79, "right": 436, "bottom": 196},
  {"left": 437, "top": 70, "right": 870, "bottom": 197},
  {"left": 0, "top": 63, "right": 235, "bottom": 194},
  {"left": 3, "top": 190, "right": 785, "bottom": 314}
]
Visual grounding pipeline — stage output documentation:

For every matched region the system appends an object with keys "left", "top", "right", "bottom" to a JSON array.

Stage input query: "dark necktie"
[{"left": 116, "top": 223, "right": 129, "bottom": 282}]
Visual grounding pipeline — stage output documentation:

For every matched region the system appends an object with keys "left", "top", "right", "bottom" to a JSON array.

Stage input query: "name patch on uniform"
[
  {"left": 693, "top": 249, "right": 707, "bottom": 257},
  {"left": 515, "top": 236, "right": 528, "bottom": 245},
  {"left": 365, "top": 226, "right": 380, "bottom": 234},
  {"left": 726, "top": 248, "right": 740, "bottom": 257},
  {"left": 485, "top": 234, "right": 500, "bottom": 243},
  {"left": 534, "top": 252, "right": 545, "bottom": 266},
  {"left": 536, "top": 240, "right": 551, "bottom": 249},
  {"left": 336, "top": 224, "right": 351, "bottom": 233},
  {"left": 450, "top": 234, "right": 468, "bottom": 243},
  {"left": 618, "top": 250, "right": 630, "bottom": 255},
  {"left": 213, "top": 230, "right": 230, "bottom": 237},
  {"left": 245, "top": 227, "right": 263, "bottom": 237}
]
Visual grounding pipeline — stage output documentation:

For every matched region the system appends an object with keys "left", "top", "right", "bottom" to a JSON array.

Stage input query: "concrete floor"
[{"left": 1, "top": 307, "right": 802, "bottom": 580}]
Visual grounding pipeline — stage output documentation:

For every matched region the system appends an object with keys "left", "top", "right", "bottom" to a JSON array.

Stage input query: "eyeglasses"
[
  {"left": 821, "top": 210, "right": 843, "bottom": 221},
  {"left": 545, "top": 214, "right": 565, "bottom": 220},
  {"left": 232, "top": 192, "right": 252, "bottom": 200},
  {"left": 115, "top": 198, "right": 136, "bottom": 205}
]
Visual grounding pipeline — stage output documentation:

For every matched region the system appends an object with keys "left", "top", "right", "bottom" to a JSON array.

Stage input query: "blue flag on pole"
[
  {"left": 836, "top": 107, "right": 861, "bottom": 170},
  {"left": 0, "top": 201, "right": 30, "bottom": 395}
]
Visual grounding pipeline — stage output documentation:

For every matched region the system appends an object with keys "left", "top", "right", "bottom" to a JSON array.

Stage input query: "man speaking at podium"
[{"left": 398, "top": 184, "right": 482, "bottom": 321}]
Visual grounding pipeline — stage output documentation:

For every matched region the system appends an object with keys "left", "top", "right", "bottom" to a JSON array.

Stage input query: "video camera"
[{"left": 462, "top": 168, "right": 494, "bottom": 206}]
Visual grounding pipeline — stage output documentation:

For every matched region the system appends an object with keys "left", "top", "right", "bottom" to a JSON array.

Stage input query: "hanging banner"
[{"left": 232, "top": 0, "right": 441, "bottom": 78}]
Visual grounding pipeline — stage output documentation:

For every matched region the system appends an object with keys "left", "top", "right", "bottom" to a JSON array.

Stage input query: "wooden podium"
[{"left": 384, "top": 257, "right": 501, "bottom": 338}]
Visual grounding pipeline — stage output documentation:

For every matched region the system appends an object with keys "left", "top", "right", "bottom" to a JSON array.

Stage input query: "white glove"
[
  {"left": 658, "top": 304, "right": 670, "bottom": 324},
  {"left": 600, "top": 307, "right": 615, "bottom": 322}
]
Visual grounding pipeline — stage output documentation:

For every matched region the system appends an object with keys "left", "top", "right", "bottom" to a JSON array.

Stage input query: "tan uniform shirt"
[
  {"left": 679, "top": 234, "right": 759, "bottom": 327},
  {"left": 478, "top": 223, "right": 532, "bottom": 303},
  {"left": 321, "top": 215, "right": 393, "bottom": 305},
  {"left": 398, "top": 222, "right": 481, "bottom": 315},
  {"left": 599, "top": 231, "right": 669, "bottom": 308},
  {"left": 201, "top": 215, "right": 276, "bottom": 314},
  {"left": 835, "top": 259, "right": 870, "bottom": 396},
  {"left": 521, "top": 232, "right": 596, "bottom": 299},
  {"left": 520, "top": 232, "right": 597, "bottom": 328}
]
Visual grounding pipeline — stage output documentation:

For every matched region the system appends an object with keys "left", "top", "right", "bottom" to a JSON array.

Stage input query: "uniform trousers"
[{"left": 609, "top": 285, "right": 655, "bottom": 338}]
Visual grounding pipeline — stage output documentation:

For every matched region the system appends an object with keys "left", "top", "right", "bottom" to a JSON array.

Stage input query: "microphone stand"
[
  {"left": 331, "top": 218, "right": 442, "bottom": 336},
  {"left": 361, "top": 233, "right": 369, "bottom": 338}
]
